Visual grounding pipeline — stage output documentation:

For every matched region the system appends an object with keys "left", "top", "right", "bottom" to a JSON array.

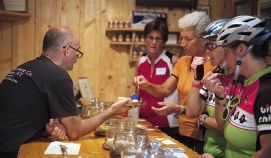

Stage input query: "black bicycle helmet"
[
  {"left": 217, "top": 15, "right": 271, "bottom": 47},
  {"left": 198, "top": 18, "right": 230, "bottom": 40}
]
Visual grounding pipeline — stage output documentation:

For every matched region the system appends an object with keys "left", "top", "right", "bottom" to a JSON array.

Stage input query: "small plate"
[{"left": 124, "top": 101, "right": 146, "bottom": 107}]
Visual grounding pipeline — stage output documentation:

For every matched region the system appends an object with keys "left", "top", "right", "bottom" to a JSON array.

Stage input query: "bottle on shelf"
[
  {"left": 124, "top": 21, "right": 131, "bottom": 28},
  {"left": 135, "top": 34, "right": 140, "bottom": 42},
  {"left": 108, "top": 21, "right": 114, "bottom": 28},
  {"left": 113, "top": 21, "right": 119, "bottom": 28}
]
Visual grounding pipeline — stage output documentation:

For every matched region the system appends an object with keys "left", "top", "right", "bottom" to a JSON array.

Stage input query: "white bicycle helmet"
[
  {"left": 198, "top": 18, "right": 230, "bottom": 40},
  {"left": 217, "top": 15, "right": 271, "bottom": 47},
  {"left": 217, "top": 16, "right": 271, "bottom": 81}
]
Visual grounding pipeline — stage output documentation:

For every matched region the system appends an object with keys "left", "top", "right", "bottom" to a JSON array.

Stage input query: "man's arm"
[{"left": 59, "top": 98, "right": 131, "bottom": 140}]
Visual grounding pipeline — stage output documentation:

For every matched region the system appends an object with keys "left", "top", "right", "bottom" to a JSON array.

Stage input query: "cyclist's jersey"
[
  {"left": 224, "top": 66, "right": 271, "bottom": 158},
  {"left": 200, "top": 72, "right": 234, "bottom": 158}
]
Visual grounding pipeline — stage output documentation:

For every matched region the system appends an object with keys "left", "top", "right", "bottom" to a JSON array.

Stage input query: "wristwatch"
[
  {"left": 200, "top": 115, "right": 208, "bottom": 127},
  {"left": 179, "top": 105, "right": 185, "bottom": 115}
]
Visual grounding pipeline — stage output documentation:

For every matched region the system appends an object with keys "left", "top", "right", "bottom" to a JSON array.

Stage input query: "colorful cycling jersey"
[
  {"left": 224, "top": 66, "right": 271, "bottom": 158},
  {"left": 199, "top": 72, "right": 234, "bottom": 158},
  {"left": 138, "top": 50, "right": 179, "bottom": 128}
]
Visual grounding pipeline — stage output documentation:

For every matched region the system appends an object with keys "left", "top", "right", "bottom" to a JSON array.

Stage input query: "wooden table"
[{"left": 18, "top": 119, "right": 200, "bottom": 158}]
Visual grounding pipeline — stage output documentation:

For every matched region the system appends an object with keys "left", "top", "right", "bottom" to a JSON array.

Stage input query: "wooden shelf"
[
  {"left": 106, "top": 27, "right": 180, "bottom": 62},
  {"left": 0, "top": 10, "right": 31, "bottom": 21},
  {"left": 109, "top": 42, "right": 132, "bottom": 45},
  {"left": 106, "top": 28, "right": 179, "bottom": 33}
]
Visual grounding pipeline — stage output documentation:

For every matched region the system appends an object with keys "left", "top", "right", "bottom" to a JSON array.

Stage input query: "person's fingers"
[
  {"left": 50, "top": 126, "right": 59, "bottom": 136},
  {"left": 152, "top": 106, "right": 167, "bottom": 116},
  {"left": 48, "top": 119, "right": 54, "bottom": 127},
  {"left": 45, "top": 119, "right": 54, "bottom": 133},
  {"left": 157, "top": 102, "right": 167, "bottom": 106}
]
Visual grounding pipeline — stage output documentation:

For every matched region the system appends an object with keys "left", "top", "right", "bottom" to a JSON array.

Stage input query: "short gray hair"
[
  {"left": 178, "top": 11, "right": 211, "bottom": 36},
  {"left": 42, "top": 26, "right": 75, "bottom": 52}
]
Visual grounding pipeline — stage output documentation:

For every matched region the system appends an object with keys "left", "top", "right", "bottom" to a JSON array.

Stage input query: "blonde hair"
[{"left": 178, "top": 11, "right": 211, "bottom": 36}]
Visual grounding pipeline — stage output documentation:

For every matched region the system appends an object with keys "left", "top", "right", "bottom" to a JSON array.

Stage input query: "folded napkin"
[{"left": 44, "top": 141, "right": 81, "bottom": 155}]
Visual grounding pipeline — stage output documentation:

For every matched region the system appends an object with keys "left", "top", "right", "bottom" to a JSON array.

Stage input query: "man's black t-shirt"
[{"left": 0, "top": 55, "right": 77, "bottom": 156}]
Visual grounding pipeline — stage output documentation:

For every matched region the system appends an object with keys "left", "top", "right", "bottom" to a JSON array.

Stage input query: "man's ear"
[{"left": 63, "top": 46, "right": 69, "bottom": 57}]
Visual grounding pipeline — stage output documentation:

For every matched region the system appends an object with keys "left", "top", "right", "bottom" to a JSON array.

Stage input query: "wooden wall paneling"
[
  {"left": 0, "top": 22, "right": 12, "bottom": 81},
  {"left": 100, "top": 0, "right": 136, "bottom": 101},
  {"left": 121, "top": 0, "right": 137, "bottom": 99},
  {"left": 35, "top": 0, "right": 58, "bottom": 59},
  {"left": 166, "top": 7, "right": 189, "bottom": 30},
  {"left": 57, "top": 0, "right": 81, "bottom": 88},
  {"left": 20, "top": 0, "right": 35, "bottom": 64},
  {"left": 12, "top": 17, "right": 35, "bottom": 70},
  {"left": 80, "top": 0, "right": 102, "bottom": 99},
  {"left": 11, "top": 22, "right": 19, "bottom": 69},
  {"left": 35, "top": 0, "right": 57, "bottom": 57}
]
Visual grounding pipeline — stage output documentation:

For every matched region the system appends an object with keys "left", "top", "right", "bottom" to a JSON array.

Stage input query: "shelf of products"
[
  {"left": 0, "top": 10, "right": 31, "bottom": 21},
  {"left": 106, "top": 28, "right": 180, "bottom": 61}
]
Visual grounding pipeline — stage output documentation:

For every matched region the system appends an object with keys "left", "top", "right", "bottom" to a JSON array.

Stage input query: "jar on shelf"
[
  {"left": 113, "top": 21, "right": 119, "bottom": 28},
  {"left": 132, "top": 50, "right": 138, "bottom": 59},
  {"left": 118, "top": 21, "right": 124, "bottom": 28},
  {"left": 117, "top": 33, "right": 124, "bottom": 42},
  {"left": 125, "top": 34, "right": 131, "bottom": 42},
  {"left": 140, "top": 34, "right": 145, "bottom": 42},
  {"left": 111, "top": 34, "right": 117, "bottom": 42},
  {"left": 124, "top": 21, "right": 131, "bottom": 28},
  {"left": 135, "top": 34, "right": 140, "bottom": 42},
  {"left": 108, "top": 21, "right": 114, "bottom": 28}
]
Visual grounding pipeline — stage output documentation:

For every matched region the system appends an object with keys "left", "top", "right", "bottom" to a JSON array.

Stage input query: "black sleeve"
[
  {"left": 254, "top": 79, "right": 271, "bottom": 131},
  {"left": 45, "top": 79, "right": 78, "bottom": 118}
]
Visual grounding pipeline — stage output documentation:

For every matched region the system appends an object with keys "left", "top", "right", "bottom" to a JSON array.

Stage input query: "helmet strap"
[{"left": 232, "top": 45, "right": 254, "bottom": 81}]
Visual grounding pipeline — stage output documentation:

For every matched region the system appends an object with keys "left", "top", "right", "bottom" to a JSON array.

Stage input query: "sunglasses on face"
[{"left": 222, "top": 96, "right": 240, "bottom": 120}]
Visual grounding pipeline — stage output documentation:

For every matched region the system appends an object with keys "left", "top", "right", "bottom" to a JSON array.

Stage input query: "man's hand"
[
  {"left": 108, "top": 98, "right": 132, "bottom": 116},
  {"left": 45, "top": 119, "right": 66, "bottom": 140}
]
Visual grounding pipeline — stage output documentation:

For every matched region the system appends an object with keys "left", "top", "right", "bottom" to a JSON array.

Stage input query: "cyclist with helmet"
[
  {"left": 204, "top": 15, "right": 271, "bottom": 157},
  {"left": 186, "top": 19, "right": 230, "bottom": 158},
  {"left": 133, "top": 11, "right": 214, "bottom": 154}
]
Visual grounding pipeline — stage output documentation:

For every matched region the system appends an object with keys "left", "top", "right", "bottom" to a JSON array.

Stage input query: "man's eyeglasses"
[
  {"left": 146, "top": 36, "right": 163, "bottom": 42},
  {"left": 63, "top": 46, "right": 84, "bottom": 58},
  {"left": 205, "top": 44, "right": 218, "bottom": 51},
  {"left": 222, "top": 96, "right": 240, "bottom": 120}
]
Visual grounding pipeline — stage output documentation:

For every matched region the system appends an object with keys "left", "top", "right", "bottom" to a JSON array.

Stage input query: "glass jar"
[
  {"left": 108, "top": 118, "right": 143, "bottom": 158},
  {"left": 140, "top": 141, "right": 176, "bottom": 158},
  {"left": 117, "top": 33, "right": 124, "bottom": 42},
  {"left": 114, "top": 21, "right": 119, "bottom": 28},
  {"left": 119, "top": 21, "right": 124, "bottom": 28},
  {"left": 125, "top": 34, "right": 131, "bottom": 42},
  {"left": 132, "top": 50, "right": 137, "bottom": 59},
  {"left": 135, "top": 34, "right": 139, "bottom": 42},
  {"left": 124, "top": 21, "right": 131, "bottom": 28},
  {"left": 112, "top": 34, "right": 117, "bottom": 42},
  {"left": 108, "top": 21, "right": 114, "bottom": 28},
  {"left": 82, "top": 98, "right": 102, "bottom": 118},
  {"left": 140, "top": 34, "right": 145, "bottom": 42}
]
